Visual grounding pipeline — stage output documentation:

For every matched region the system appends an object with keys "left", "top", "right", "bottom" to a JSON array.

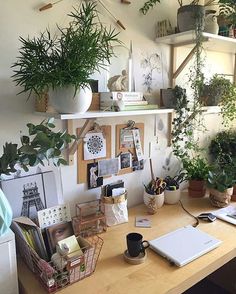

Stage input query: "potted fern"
[{"left": 12, "top": 2, "right": 120, "bottom": 114}]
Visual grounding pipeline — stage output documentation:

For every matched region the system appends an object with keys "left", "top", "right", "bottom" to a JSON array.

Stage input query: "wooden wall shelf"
[{"left": 156, "top": 31, "right": 236, "bottom": 54}]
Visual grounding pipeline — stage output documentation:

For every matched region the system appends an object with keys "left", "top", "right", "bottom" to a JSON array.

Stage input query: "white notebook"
[{"left": 149, "top": 225, "right": 221, "bottom": 267}]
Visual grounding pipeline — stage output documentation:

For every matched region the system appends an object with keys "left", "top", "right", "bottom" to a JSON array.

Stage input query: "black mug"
[{"left": 126, "top": 232, "right": 149, "bottom": 257}]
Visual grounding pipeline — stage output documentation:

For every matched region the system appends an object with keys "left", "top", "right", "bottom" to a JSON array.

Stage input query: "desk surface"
[{"left": 18, "top": 193, "right": 236, "bottom": 294}]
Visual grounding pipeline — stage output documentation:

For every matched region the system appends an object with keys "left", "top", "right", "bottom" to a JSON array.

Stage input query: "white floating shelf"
[
  {"left": 201, "top": 106, "right": 221, "bottom": 114},
  {"left": 156, "top": 31, "right": 236, "bottom": 54},
  {"left": 35, "top": 108, "right": 174, "bottom": 120}
]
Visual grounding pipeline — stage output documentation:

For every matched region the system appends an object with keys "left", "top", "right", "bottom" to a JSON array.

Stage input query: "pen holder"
[{"left": 143, "top": 190, "right": 164, "bottom": 214}]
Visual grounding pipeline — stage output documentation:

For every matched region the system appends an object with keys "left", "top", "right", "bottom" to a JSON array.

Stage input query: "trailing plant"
[
  {"left": 140, "top": 0, "right": 217, "bottom": 15},
  {"left": 11, "top": 2, "right": 120, "bottom": 99},
  {"left": 200, "top": 74, "right": 234, "bottom": 106},
  {"left": 218, "top": 81, "right": 236, "bottom": 127},
  {"left": 209, "top": 130, "right": 236, "bottom": 167},
  {"left": 0, "top": 118, "right": 76, "bottom": 177}
]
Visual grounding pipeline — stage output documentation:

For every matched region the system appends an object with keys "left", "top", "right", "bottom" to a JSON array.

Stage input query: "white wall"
[{"left": 0, "top": 1, "right": 234, "bottom": 214}]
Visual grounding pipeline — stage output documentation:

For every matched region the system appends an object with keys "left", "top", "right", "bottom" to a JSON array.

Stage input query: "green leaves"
[
  {"left": 207, "top": 167, "right": 235, "bottom": 192},
  {"left": 12, "top": 2, "right": 120, "bottom": 99},
  {"left": 0, "top": 118, "right": 77, "bottom": 176},
  {"left": 139, "top": 0, "right": 162, "bottom": 15}
]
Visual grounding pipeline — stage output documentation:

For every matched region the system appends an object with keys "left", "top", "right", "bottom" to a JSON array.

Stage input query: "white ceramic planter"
[
  {"left": 143, "top": 190, "right": 164, "bottom": 214},
  {"left": 49, "top": 84, "right": 92, "bottom": 114},
  {"left": 164, "top": 189, "right": 181, "bottom": 205}
]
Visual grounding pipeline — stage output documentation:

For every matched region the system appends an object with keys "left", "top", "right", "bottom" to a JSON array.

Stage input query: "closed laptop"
[{"left": 149, "top": 225, "right": 222, "bottom": 267}]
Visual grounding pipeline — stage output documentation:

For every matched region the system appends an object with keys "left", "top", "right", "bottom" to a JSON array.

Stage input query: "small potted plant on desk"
[
  {"left": 183, "top": 156, "right": 210, "bottom": 198},
  {"left": 164, "top": 172, "right": 187, "bottom": 204},
  {"left": 143, "top": 178, "right": 166, "bottom": 214},
  {"left": 207, "top": 165, "right": 235, "bottom": 208}
]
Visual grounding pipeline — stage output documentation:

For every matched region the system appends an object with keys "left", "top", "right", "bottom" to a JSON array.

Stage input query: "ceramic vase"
[
  {"left": 0, "top": 188, "right": 13, "bottom": 236},
  {"left": 49, "top": 84, "right": 92, "bottom": 114},
  {"left": 177, "top": 5, "right": 205, "bottom": 33},
  {"left": 209, "top": 187, "right": 233, "bottom": 208},
  {"left": 143, "top": 190, "right": 164, "bottom": 214},
  {"left": 164, "top": 189, "right": 181, "bottom": 205}
]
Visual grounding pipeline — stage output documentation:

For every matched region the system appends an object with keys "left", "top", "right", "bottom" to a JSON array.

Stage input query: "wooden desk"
[{"left": 18, "top": 193, "right": 236, "bottom": 294}]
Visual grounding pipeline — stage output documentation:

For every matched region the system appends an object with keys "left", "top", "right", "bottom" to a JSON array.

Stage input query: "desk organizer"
[
  {"left": 14, "top": 231, "right": 103, "bottom": 293},
  {"left": 72, "top": 200, "right": 107, "bottom": 237}
]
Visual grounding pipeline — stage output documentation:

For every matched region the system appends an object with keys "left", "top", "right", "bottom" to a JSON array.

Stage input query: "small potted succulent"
[
  {"left": 164, "top": 172, "right": 187, "bottom": 204},
  {"left": 207, "top": 165, "right": 235, "bottom": 208},
  {"left": 143, "top": 177, "right": 166, "bottom": 214}
]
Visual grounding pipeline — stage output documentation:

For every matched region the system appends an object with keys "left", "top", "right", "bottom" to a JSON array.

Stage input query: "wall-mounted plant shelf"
[
  {"left": 156, "top": 31, "right": 236, "bottom": 54},
  {"left": 156, "top": 31, "right": 236, "bottom": 87}
]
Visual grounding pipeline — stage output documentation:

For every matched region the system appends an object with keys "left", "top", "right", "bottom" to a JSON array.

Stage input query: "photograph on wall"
[
  {"left": 120, "top": 128, "right": 134, "bottom": 149},
  {"left": 0, "top": 171, "right": 58, "bottom": 219},
  {"left": 132, "top": 159, "right": 144, "bottom": 171},
  {"left": 87, "top": 162, "right": 103, "bottom": 189},
  {"left": 120, "top": 152, "right": 132, "bottom": 169},
  {"left": 83, "top": 132, "right": 106, "bottom": 160},
  {"left": 98, "top": 158, "right": 120, "bottom": 177}
]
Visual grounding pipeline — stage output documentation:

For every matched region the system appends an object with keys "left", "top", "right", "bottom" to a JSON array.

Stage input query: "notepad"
[{"left": 58, "top": 235, "right": 83, "bottom": 258}]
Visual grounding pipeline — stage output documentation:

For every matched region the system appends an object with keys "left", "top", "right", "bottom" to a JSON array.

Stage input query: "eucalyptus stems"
[{"left": 0, "top": 119, "right": 76, "bottom": 177}]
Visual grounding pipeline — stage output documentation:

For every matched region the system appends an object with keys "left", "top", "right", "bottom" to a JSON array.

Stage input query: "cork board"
[
  {"left": 77, "top": 125, "right": 111, "bottom": 184},
  {"left": 116, "top": 123, "right": 144, "bottom": 175}
]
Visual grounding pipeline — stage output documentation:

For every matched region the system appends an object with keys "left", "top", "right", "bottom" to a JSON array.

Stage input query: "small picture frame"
[
  {"left": 120, "top": 152, "right": 132, "bottom": 169},
  {"left": 87, "top": 162, "right": 103, "bottom": 189},
  {"left": 45, "top": 221, "right": 74, "bottom": 255}
]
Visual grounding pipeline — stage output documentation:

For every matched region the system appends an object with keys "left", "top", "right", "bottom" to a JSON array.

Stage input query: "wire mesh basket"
[{"left": 14, "top": 231, "right": 103, "bottom": 293}]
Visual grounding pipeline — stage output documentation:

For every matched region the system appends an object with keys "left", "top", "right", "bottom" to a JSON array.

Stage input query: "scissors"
[{"left": 153, "top": 178, "right": 166, "bottom": 194}]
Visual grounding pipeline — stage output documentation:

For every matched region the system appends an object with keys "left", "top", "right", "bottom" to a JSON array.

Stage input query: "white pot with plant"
[
  {"left": 12, "top": 2, "right": 120, "bottom": 114},
  {"left": 164, "top": 172, "right": 186, "bottom": 204}
]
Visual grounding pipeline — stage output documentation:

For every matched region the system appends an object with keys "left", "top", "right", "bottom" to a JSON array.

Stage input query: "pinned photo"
[{"left": 120, "top": 152, "right": 132, "bottom": 169}]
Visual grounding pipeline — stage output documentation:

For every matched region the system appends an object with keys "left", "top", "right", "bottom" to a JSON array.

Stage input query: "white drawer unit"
[{"left": 0, "top": 229, "right": 18, "bottom": 294}]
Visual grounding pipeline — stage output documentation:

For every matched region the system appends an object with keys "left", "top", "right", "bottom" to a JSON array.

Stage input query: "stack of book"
[{"left": 100, "top": 92, "right": 158, "bottom": 111}]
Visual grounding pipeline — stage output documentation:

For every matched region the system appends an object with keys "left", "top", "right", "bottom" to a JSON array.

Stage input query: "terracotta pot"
[
  {"left": 164, "top": 189, "right": 181, "bottom": 204},
  {"left": 209, "top": 187, "right": 233, "bottom": 208},
  {"left": 188, "top": 180, "right": 206, "bottom": 198},
  {"left": 143, "top": 190, "right": 164, "bottom": 214}
]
